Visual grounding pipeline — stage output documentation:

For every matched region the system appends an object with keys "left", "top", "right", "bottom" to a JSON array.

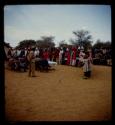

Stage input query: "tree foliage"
[
  {"left": 16, "top": 39, "right": 36, "bottom": 49},
  {"left": 70, "top": 30, "right": 92, "bottom": 51},
  {"left": 69, "top": 38, "right": 79, "bottom": 46},
  {"left": 4, "top": 42, "right": 11, "bottom": 48},
  {"left": 36, "top": 36, "right": 55, "bottom": 48},
  {"left": 15, "top": 36, "right": 55, "bottom": 49},
  {"left": 93, "top": 39, "right": 111, "bottom": 49},
  {"left": 59, "top": 40, "right": 68, "bottom": 48}
]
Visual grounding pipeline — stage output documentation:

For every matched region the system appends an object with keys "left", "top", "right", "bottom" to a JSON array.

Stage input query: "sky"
[{"left": 4, "top": 5, "right": 111, "bottom": 47}]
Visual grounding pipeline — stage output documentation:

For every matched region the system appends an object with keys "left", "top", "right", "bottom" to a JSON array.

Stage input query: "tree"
[
  {"left": 59, "top": 40, "right": 68, "bottom": 48},
  {"left": 16, "top": 39, "right": 36, "bottom": 49},
  {"left": 36, "top": 36, "right": 55, "bottom": 48},
  {"left": 103, "top": 41, "right": 111, "bottom": 49},
  {"left": 69, "top": 38, "right": 79, "bottom": 46},
  {"left": 93, "top": 39, "right": 103, "bottom": 49},
  {"left": 70, "top": 30, "right": 93, "bottom": 51},
  {"left": 93, "top": 39, "right": 111, "bottom": 49},
  {"left": 4, "top": 42, "right": 11, "bottom": 48}
]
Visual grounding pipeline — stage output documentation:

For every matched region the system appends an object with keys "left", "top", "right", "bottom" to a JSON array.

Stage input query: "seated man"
[
  {"left": 35, "top": 59, "right": 50, "bottom": 72},
  {"left": 18, "top": 57, "right": 27, "bottom": 72}
]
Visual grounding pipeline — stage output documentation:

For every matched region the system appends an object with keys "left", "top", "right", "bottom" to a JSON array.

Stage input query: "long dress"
[
  {"left": 83, "top": 57, "right": 92, "bottom": 77},
  {"left": 66, "top": 51, "right": 70, "bottom": 65},
  {"left": 59, "top": 50, "right": 63, "bottom": 64},
  {"left": 72, "top": 50, "right": 76, "bottom": 66},
  {"left": 83, "top": 58, "right": 89, "bottom": 73}
]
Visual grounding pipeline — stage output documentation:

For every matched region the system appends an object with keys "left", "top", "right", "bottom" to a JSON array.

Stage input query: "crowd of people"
[
  {"left": 5, "top": 45, "right": 112, "bottom": 79},
  {"left": 92, "top": 47, "right": 112, "bottom": 66}
]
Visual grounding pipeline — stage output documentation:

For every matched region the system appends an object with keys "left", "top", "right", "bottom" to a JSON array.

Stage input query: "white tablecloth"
[{"left": 48, "top": 61, "right": 57, "bottom": 67}]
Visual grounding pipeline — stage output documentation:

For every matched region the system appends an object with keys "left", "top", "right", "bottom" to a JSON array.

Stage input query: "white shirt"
[
  {"left": 35, "top": 50, "right": 40, "bottom": 56},
  {"left": 59, "top": 50, "right": 63, "bottom": 58},
  {"left": 17, "top": 50, "right": 21, "bottom": 56}
]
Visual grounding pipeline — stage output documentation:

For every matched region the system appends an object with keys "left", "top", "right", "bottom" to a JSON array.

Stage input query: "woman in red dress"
[{"left": 72, "top": 48, "right": 76, "bottom": 66}]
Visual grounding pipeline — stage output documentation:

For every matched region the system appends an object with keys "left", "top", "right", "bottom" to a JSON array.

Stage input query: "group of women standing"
[{"left": 5, "top": 46, "right": 92, "bottom": 79}]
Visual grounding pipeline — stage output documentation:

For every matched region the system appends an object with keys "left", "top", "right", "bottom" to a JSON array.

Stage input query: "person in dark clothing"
[
  {"left": 19, "top": 48, "right": 25, "bottom": 57},
  {"left": 62, "top": 51, "right": 65, "bottom": 65}
]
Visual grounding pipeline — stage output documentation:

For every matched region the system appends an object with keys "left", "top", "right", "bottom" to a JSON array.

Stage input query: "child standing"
[{"left": 83, "top": 52, "right": 92, "bottom": 79}]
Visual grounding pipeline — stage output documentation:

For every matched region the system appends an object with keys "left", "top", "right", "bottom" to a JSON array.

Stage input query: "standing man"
[{"left": 27, "top": 46, "right": 36, "bottom": 77}]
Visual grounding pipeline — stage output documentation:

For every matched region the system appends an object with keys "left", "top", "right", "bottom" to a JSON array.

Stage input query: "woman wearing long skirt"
[
  {"left": 83, "top": 52, "right": 92, "bottom": 79},
  {"left": 72, "top": 49, "right": 76, "bottom": 66}
]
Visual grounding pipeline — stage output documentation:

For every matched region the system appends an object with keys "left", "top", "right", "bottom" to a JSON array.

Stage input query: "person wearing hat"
[{"left": 27, "top": 46, "right": 36, "bottom": 77}]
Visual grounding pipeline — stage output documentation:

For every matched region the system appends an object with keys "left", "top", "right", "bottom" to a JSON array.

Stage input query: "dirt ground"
[{"left": 5, "top": 64, "right": 112, "bottom": 121}]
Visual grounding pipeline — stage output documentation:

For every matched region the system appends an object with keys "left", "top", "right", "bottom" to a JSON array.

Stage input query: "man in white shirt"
[{"left": 34, "top": 47, "right": 40, "bottom": 57}]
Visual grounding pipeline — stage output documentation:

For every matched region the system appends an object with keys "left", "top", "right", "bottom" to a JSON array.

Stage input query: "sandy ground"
[{"left": 5, "top": 64, "right": 112, "bottom": 121}]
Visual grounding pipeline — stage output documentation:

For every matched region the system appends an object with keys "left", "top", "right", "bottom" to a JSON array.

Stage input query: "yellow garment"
[
  {"left": 28, "top": 51, "right": 36, "bottom": 76},
  {"left": 28, "top": 61, "right": 35, "bottom": 76}
]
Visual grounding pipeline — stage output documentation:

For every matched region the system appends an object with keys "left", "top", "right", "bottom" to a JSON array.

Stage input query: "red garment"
[
  {"left": 72, "top": 47, "right": 76, "bottom": 52},
  {"left": 43, "top": 51, "right": 49, "bottom": 60},
  {"left": 55, "top": 49, "right": 59, "bottom": 58},
  {"left": 72, "top": 50, "right": 76, "bottom": 60}
]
